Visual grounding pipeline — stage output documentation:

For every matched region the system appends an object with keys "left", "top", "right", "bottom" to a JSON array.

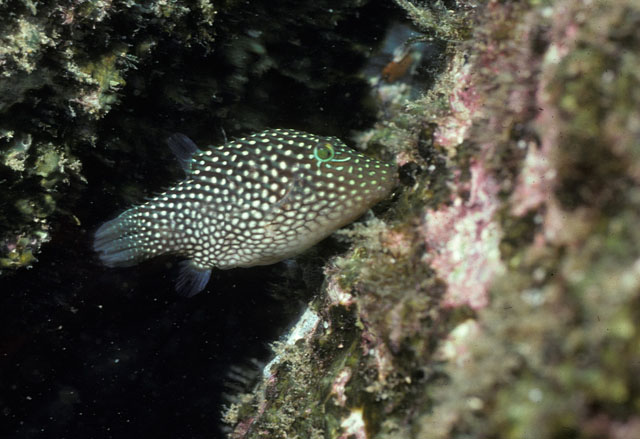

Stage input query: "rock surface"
[{"left": 223, "top": 1, "right": 640, "bottom": 438}]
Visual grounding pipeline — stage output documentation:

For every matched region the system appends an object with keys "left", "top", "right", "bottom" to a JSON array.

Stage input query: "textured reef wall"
[
  {"left": 223, "top": 0, "right": 640, "bottom": 438},
  {"left": 3, "top": 0, "right": 640, "bottom": 437}
]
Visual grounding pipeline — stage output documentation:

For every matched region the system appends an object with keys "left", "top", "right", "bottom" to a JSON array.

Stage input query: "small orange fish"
[{"left": 381, "top": 47, "right": 415, "bottom": 83}]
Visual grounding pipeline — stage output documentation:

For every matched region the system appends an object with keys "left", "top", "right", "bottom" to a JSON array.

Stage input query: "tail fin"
[{"left": 94, "top": 210, "right": 148, "bottom": 267}]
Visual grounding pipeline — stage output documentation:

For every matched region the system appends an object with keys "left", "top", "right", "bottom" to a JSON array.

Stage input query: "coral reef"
[{"left": 223, "top": 0, "right": 640, "bottom": 438}]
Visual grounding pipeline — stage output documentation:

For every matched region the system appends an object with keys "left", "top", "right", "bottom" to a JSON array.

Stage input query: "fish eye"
[{"left": 314, "top": 143, "right": 335, "bottom": 162}]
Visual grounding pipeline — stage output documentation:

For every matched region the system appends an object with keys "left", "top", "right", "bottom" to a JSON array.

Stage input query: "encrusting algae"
[{"left": 94, "top": 129, "right": 396, "bottom": 296}]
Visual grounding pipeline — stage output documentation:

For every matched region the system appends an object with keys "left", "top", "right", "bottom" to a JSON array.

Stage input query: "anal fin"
[{"left": 176, "top": 260, "right": 211, "bottom": 297}]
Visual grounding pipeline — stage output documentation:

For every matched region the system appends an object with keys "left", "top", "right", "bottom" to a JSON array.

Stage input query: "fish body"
[{"left": 94, "top": 129, "right": 396, "bottom": 296}]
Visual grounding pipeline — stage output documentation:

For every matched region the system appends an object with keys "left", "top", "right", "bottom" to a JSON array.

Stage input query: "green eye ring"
[
  {"left": 314, "top": 143, "right": 335, "bottom": 163},
  {"left": 314, "top": 143, "right": 351, "bottom": 168}
]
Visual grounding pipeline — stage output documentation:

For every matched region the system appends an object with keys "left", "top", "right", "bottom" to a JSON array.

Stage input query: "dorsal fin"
[{"left": 167, "top": 133, "right": 201, "bottom": 174}]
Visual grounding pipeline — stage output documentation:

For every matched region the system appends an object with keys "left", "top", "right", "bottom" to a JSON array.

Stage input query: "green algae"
[{"left": 394, "top": 0, "right": 474, "bottom": 42}]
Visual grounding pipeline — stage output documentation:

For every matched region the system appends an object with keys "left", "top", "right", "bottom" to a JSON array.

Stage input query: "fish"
[{"left": 94, "top": 129, "right": 396, "bottom": 296}]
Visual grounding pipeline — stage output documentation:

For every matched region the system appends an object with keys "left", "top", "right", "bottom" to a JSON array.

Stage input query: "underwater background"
[{"left": 3, "top": 0, "right": 640, "bottom": 438}]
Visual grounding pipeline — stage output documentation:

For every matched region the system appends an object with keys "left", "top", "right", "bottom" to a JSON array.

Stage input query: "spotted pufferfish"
[{"left": 94, "top": 129, "right": 396, "bottom": 296}]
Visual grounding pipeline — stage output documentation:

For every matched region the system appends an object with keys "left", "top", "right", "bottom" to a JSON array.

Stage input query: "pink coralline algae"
[
  {"left": 324, "top": 266, "right": 356, "bottom": 306},
  {"left": 509, "top": 31, "right": 565, "bottom": 218},
  {"left": 433, "top": 60, "right": 482, "bottom": 151},
  {"left": 510, "top": 140, "right": 557, "bottom": 217},
  {"left": 339, "top": 409, "right": 367, "bottom": 439},
  {"left": 436, "top": 319, "right": 481, "bottom": 368},
  {"left": 423, "top": 161, "right": 504, "bottom": 310},
  {"left": 330, "top": 367, "right": 352, "bottom": 407}
]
